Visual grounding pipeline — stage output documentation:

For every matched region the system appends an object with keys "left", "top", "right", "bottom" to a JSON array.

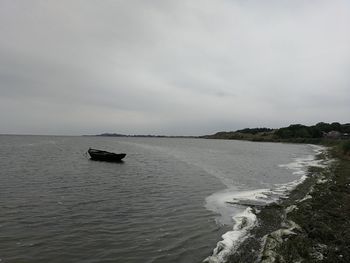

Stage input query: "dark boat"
[{"left": 88, "top": 148, "right": 126, "bottom": 162}]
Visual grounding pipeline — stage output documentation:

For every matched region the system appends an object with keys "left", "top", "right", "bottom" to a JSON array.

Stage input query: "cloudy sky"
[{"left": 0, "top": 0, "right": 349, "bottom": 135}]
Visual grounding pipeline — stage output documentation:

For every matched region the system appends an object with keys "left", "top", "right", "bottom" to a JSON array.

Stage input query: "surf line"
[{"left": 203, "top": 145, "right": 328, "bottom": 263}]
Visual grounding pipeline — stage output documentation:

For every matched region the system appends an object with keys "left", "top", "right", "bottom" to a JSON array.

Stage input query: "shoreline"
[
  {"left": 225, "top": 145, "right": 350, "bottom": 263},
  {"left": 260, "top": 150, "right": 350, "bottom": 262},
  {"left": 204, "top": 144, "right": 328, "bottom": 263}
]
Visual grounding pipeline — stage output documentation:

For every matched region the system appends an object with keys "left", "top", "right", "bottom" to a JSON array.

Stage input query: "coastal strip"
[
  {"left": 260, "top": 151, "right": 350, "bottom": 262},
  {"left": 226, "top": 146, "right": 350, "bottom": 263},
  {"left": 204, "top": 145, "right": 329, "bottom": 263},
  {"left": 202, "top": 122, "right": 350, "bottom": 262}
]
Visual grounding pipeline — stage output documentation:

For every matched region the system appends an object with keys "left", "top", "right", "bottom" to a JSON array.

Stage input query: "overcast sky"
[{"left": 0, "top": 0, "right": 349, "bottom": 135}]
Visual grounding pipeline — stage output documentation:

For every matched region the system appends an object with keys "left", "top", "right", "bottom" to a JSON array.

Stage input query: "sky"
[{"left": 0, "top": 0, "right": 349, "bottom": 136}]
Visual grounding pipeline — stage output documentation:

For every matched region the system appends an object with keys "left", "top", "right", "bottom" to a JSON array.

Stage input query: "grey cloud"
[{"left": 0, "top": 0, "right": 349, "bottom": 135}]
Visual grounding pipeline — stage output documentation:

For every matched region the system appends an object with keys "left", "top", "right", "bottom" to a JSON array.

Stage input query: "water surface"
[{"left": 0, "top": 136, "right": 316, "bottom": 262}]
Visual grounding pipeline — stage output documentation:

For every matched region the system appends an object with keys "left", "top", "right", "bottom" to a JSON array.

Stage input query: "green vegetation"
[
  {"left": 203, "top": 128, "right": 276, "bottom": 142},
  {"left": 275, "top": 124, "right": 321, "bottom": 139},
  {"left": 275, "top": 122, "right": 350, "bottom": 140},
  {"left": 235, "top": 127, "right": 273, "bottom": 134},
  {"left": 203, "top": 122, "right": 350, "bottom": 144}
]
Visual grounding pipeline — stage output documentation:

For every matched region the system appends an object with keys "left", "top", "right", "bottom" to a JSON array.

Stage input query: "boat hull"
[{"left": 88, "top": 149, "right": 126, "bottom": 162}]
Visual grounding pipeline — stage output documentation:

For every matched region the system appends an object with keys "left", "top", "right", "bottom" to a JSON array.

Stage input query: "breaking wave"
[{"left": 203, "top": 145, "right": 328, "bottom": 263}]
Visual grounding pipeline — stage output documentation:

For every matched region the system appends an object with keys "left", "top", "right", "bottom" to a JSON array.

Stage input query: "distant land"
[
  {"left": 85, "top": 122, "right": 350, "bottom": 158},
  {"left": 85, "top": 133, "right": 198, "bottom": 139},
  {"left": 90, "top": 122, "right": 350, "bottom": 143},
  {"left": 202, "top": 122, "right": 350, "bottom": 143},
  {"left": 202, "top": 122, "right": 350, "bottom": 158}
]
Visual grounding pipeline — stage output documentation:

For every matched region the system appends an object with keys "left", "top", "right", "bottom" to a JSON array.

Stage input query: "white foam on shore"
[
  {"left": 205, "top": 188, "right": 270, "bottom": 225},
  {"left": 203, "top": 207, "right": 257, "bottom": 263},
  {"left": 204, "top": 145, "right": 329, "bottom": 263},
  {"left": 204, "top": 187, "right": 281, "bottom": 263}
]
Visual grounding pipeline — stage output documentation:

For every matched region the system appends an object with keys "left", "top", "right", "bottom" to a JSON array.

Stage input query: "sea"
[{"left": 0, "top": 135, "right": 325, "bottom": 263}]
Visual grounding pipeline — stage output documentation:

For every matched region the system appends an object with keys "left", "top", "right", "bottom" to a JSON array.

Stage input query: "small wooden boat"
[{"left": 88, "top": 148, "right": 126, "bottom": 162}]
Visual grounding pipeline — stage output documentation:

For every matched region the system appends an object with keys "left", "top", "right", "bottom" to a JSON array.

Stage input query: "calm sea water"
[{"left": 0, "top": 136, "right": 316, "bottom": 263}]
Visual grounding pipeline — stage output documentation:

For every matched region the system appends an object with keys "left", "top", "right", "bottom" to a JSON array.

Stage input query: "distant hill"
[
  {"left": 202, "top": 127, "right": 276, "bottom": 142},
  {"left": 203, "top": 122, "right": 350, "bottom": 143}
]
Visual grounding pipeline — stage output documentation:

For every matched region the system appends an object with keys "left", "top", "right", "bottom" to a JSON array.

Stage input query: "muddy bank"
[
  {"left": 226, "top": 149, "right": 350, "bottom": 263},
  {"left": 261, "top": 154, "right": 350, "bottom": 263}
]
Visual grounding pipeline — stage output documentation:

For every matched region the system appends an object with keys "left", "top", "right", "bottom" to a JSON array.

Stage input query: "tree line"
[{"left": 275, "top": 122, "right": 350, "bottom": 139}]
